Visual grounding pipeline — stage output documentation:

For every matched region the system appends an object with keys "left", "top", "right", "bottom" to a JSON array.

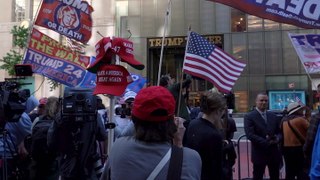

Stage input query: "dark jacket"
[
  {"left": 185, "top": 117, "right": 223, "bottom": 180},
  {"left": 244, "top": 109, "right": 282, "bottom": 164}
]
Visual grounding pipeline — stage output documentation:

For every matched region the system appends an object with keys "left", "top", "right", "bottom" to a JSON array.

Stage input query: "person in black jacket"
[
  {"left": 244, "top": 92, "right": 282, "bottom": 180},
  {"left": 185, "top": 89, "right": 226, "bottom": 180}
]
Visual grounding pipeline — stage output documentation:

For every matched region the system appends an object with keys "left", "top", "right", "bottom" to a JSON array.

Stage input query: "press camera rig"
[{"left": 0, "top": 80, "right": 30, "bottom": 125}]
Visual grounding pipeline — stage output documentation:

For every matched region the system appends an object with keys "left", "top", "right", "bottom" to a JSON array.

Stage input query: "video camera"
[
  {"left": 115, "top": 104, "right": 131, "bottom": 118},
  {"left": 0, "top": 81, "right": 29, "bottom": 124},
  {"left": 62, "top": 87, "right": 97, "bottom": 123}
]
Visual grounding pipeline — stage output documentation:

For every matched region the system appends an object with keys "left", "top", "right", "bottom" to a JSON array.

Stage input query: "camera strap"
[
  {"left": 146, "top": 148, "right": 171, "bottom": 180},
  {"left": 167, "top": 145, "right": 183, "bottom": 180},
  {"left": 146, "top": 145, "right": 183, "bottom": 180}
]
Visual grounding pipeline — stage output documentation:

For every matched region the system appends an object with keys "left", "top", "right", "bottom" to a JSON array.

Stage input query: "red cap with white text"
[{"left": 93, "top": 65, "right": 133, "bottom": 96}]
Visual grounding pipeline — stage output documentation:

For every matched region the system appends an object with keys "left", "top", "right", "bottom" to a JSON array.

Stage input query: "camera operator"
[
  {"left": 0, "top": 102, "right": 32, "bottom": 179},
  {"left": 47, "top": 88, "right": 107, "bottom": 180}
]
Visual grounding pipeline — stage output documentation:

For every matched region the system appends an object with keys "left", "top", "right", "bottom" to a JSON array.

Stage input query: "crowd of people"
[{"left": 2, "top": 78, "right": 320, "bottom": 180}]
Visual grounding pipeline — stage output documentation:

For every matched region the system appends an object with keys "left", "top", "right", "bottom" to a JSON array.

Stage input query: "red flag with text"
[
  {"left": 183, "top": 31, "right": 246, "bottom": 93},
  {"left": 35, "top": 0, "right": 93, "bottom": 44}
]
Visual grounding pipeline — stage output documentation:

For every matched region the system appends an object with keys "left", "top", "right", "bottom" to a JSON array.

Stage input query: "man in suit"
[{"left": 244, "top": 93, "right": 282, "bottom": 180}]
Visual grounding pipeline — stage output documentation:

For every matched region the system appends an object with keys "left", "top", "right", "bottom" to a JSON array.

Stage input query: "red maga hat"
[
  {"left": 93, "top": 65, "right": 133, "bottom": 96},
  {"left": 132, "top": 86, "right": 175, "bottom": 122},
  {"left": 112, "top": 37, "right": 145, "bottom": 70},
  {"left": 87, "top": 37, "right": 113, "bottom": 73}
]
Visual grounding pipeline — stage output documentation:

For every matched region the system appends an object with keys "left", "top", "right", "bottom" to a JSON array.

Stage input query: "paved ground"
[{"left": 232, "top": 140, "right": 286, "bottom": 180}]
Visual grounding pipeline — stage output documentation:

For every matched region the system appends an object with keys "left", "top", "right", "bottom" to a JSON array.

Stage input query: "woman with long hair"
[{"left": 185, "top": 90, "right": 227, "bottom": 180}]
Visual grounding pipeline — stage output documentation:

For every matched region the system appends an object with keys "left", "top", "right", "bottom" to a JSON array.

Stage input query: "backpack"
[{"left": 30, "top": 118, "right": 56, "bottom": 162}]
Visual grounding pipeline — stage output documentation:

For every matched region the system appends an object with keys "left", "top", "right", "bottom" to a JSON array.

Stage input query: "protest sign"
[
  {"left": 208, "top": 0, "right": 320, "bottom": 29},
  {"left": 288, "top": 33, "right": 320, "bottom": 73},
  {"left": 23, "top": 28, "right": 90, "bottom": 87},
  {"left": 35, "top": 0, "right": 93, "bottom": 43}
]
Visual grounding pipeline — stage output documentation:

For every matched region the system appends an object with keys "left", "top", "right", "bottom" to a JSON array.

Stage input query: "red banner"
[
  {"left": 208, "top": 0, "right": 320, "bottom": 29},
  {"left": 35, "top": 0, "right": 93, "bottom": 44}
]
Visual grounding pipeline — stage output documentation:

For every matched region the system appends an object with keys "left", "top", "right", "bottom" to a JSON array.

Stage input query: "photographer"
[{"left": 115, "top": 91, "right": 136, "bottom": 137}]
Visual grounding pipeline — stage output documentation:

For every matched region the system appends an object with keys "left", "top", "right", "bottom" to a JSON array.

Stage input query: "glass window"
[
  {"left": 247, "top": 15, "right": 263, "bottom": 31},
  {"left": 282, "top": 31, "right": 300, "bottom": 74},
  {"left": 266, "top": 75, "right": 308, "bottom": 90},
  {"left": 15, "top": 0, "right": 26, "bottom": 22},
  {"left": 287, "top": 75, "right": 308, "bottom": 89},
  {"left": 231, "top": 8, "right": 246, "bottom": 32},
  {"left": 232, "top": 33, "right": 248, "bottom": 74},
  {"left": 264, "top": 19, "right": 280, "bottom": 30},
  {"left": 248, "top": 32, "right": 264, "bottom": 74},
  {"left": 266, "top": 76, "right": 286, "bottom": 90},
  {"left": 248, "top": 75, "right": 265, "bottom": 108},
  {"left": 234, "top": 76, "right": 248, "bottom": 91},
  {"left": 281, "top": 23, "right": 298, "bottom": 30},
  {"left": 265, "top": 31, "right": 282, "bottom": 74}
]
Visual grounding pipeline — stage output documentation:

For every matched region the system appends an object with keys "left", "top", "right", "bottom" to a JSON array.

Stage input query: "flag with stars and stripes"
[{"left": 183, "top": 31, "right": 246, "bottom": 93}]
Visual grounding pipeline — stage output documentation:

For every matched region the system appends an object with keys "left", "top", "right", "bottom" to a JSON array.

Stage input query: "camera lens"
[{"left": 75, "top": 94, "right": 85, "bottom": 101}]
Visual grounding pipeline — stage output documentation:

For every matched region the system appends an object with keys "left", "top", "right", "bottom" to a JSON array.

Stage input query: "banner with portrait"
[
  {"left": 35, "top": 0, "right": 93, "bottom": 43},
  {"left": 22, "top": 28, "right": 90, "bottom": 87}
]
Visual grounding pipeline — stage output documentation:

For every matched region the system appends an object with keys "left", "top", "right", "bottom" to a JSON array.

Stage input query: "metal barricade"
[
  {"left": 235, "top": 134, "right": 285, "bottom": 180},
  {"left": 236, "top": 134, "right": 252, "bottom": 180}
]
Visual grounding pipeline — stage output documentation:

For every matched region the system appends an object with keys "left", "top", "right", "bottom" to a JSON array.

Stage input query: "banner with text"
[
  {"left": 208, "top": 0, "right": 320, "bottom": 29},
  {"left": 35, "top": 0, "right": 93, "bottom": 43},
  {"left": 23, "top": 28, "right": 90, "bottom": 87},
  {"left": 77, "top": 56, "right": 97, "bottom": 88},
  {"left": 288, "top": 33, "right": 320, "bottom": 73}
]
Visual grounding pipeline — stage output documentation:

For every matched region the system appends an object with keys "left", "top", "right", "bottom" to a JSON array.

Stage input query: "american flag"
[
  {"left": 295, "top": 96, "right": 304, "bottom": 106},
  {"left": 288, "top": 82, "right": 295, "bottom": 89},
  {"left": 65, "top": 37, "right": 86, "bottom": 54},
  {"left": 183, "top": 31, "right": 246, "bottom": 93}
]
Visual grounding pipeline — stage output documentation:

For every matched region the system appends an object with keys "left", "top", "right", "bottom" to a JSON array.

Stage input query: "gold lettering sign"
[{"left": 148, "top": 34, "right": 223, "bottom": 48}]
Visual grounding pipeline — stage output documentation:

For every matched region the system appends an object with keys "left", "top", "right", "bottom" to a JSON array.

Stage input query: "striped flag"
[
  {"left": 295, "top": 96, "right": 304, "bottom": 106},
  {"left": 288, "top": 82, "right": 295, "bottom": 89},
  {"left": 183, "top": 31, "right": 246, "bottom": 93},
  {"left": 65, "top": 37, "right": 86, "bottom": 54}
]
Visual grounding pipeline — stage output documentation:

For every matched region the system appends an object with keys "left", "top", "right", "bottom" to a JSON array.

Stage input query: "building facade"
[
  {"left": 115, "top": 0, "right": 320, "bottom": 112},
  {"left": 1, "top": 0, "right": 320, "bottom": 112}
]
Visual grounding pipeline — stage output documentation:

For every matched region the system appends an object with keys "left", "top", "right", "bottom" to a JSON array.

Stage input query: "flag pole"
[
  {"left": 157, "top": 0, "right": 172, "bottom": 85},
  {"left": 177, "top": 29, "right": 191, "bottom": 116},
  {"left": 106, "top": 53, "right": 119, "bottom": 155}
]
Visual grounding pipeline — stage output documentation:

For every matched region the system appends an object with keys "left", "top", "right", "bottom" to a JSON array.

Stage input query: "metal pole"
[
  {"left": 107, "top": 95, "right": 115, "bottom": 154},
  {"left": 157, "top": 0, "right": 172, "bottom": 85}
]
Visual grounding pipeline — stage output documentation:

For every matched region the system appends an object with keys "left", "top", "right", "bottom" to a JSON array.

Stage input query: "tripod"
[{"left": 0, "top": 128, "right": 18, "bottom": 180}]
